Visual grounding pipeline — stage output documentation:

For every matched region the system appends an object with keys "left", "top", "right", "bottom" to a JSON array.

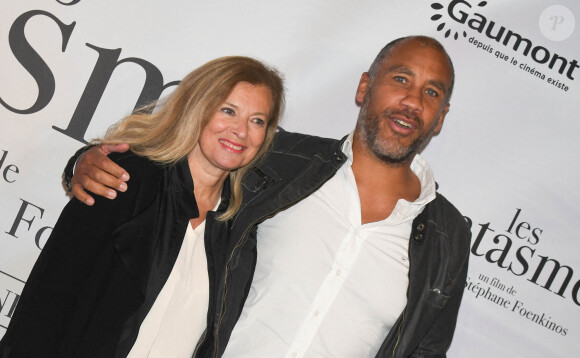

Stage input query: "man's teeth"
[
  {"left": 393, "top": 119, "right": 412, "bottom": 128},
  {"left": 220, "top": 139, "right": 243, "bottom": 150}
]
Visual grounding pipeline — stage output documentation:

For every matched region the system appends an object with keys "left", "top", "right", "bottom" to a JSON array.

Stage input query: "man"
[{"left": 66, "top": 36, "right": 470, "bottom": 357}]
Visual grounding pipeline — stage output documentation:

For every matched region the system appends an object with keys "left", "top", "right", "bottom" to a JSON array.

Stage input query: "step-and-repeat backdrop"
[{"left": 1, "top": 1, "right": 579, "bottom": 356}]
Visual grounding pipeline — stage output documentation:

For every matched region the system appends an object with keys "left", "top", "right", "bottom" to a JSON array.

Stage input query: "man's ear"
[
  {"left": 355, "top": 72, "right": 371, "bottom": 105},
  {"left": 434, "top": 103, "right": 450, "bottom": 135}
]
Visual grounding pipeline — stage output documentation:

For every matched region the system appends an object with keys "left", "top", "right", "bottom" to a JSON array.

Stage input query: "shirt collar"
[
  {"left": 342, "top": 133, "right": 355, "bottom": 166},
  {"left": 341, "top": 132, "right": 437, "bottom": 207}
]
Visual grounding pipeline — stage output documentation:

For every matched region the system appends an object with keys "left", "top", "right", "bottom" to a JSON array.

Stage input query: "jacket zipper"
[
  {"left": 212, "top": 223, "right": 255, "bottom": 357},
  {"left": 212, "top": 162, "right": 341, "bottom": 357},
  {"left": 192, "top": 330, "right": 206, "bottom": 357},
  {"left": 392, "top": 227, "right": 416, "bottom": 358},
  {"left": 392, "top": 307, "right": 407, "bottom": 357}
]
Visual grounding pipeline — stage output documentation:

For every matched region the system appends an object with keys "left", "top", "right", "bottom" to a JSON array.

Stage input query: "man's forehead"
[
  {"left": 380, "top": 43, "right": 452, "bottom": 85},
  {"left": 388, "top": 40, "right": 448, "bottom": 65},
  {"left": 391, "top": 37, "right": 442, "bottom": 54}
]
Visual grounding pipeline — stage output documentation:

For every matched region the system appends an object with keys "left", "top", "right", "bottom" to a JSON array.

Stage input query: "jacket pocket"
[{"left": 424, "top": 288, "right": 450, "bottom": 308}]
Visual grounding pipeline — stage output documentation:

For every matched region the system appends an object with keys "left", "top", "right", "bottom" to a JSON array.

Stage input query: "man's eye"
[
  {"left": 394, "top": 76, "right": 406, "bottom": 83},
  {"left": 426, "top": 88, "right": 438, "bottom": 97},
  {"left": 221, "top": 107, "right": 235, "bottom": 115}
]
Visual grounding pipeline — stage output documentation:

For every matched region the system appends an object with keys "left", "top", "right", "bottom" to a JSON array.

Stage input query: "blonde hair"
[{"left": 97, "top": 56, "right": 285, "bottom": 220}]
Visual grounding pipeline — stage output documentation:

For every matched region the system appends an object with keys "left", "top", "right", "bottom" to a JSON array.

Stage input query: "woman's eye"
[
  {"left": 252, "top": 118, "right": 266, "bottom": 127},
  {"left": 221, "top": 107, "right": 235, "bottom": 115}
]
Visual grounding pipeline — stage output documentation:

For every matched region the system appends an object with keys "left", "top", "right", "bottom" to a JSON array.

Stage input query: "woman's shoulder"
[
  {"left": 107, "top": 152, "right": 165, "bottom": 206},
  {"left": 109, "top": 151, "right": 163, "bottom": 177}
]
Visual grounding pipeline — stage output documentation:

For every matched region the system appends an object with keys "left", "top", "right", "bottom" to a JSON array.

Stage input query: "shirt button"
[
  {"left": 414, "top": 233, "right": 423, "bottom": 241},
  {"left": 292, "top": 353, "right": 298, "bottom": 358},
  {"left": 314, "top": 310, "right": 320, "bottom": 317},
  {"left": 416, "top": 223, "right": 425, "bottom": 231},
  {"left": 336, "top": 269, "right": 342, "bottom": 276}
]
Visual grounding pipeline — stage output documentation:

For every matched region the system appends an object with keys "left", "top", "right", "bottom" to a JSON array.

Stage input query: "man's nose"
[{"left": 399, "top": 86, "right": 423, "bottom": 113}]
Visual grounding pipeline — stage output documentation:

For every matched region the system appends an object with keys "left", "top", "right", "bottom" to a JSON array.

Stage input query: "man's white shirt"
[{"left": 223, "top": 134, "right": 437, "bottom": 358}]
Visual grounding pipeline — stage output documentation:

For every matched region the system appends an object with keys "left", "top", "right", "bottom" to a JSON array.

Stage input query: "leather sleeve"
[{"left": 0, "top": 153, "right": 156, "bottom": 357}]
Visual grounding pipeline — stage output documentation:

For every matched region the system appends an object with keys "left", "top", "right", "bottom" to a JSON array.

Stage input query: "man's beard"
[{"left": 356, "top": 94, "right": 437, "bottom": 166}]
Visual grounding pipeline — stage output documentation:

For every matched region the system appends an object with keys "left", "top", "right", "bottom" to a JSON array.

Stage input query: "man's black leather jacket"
[{"left": 196, "top": 129, "right": 471, "bottom": 358}]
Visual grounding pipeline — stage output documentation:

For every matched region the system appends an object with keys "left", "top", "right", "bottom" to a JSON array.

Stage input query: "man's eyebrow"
[
  {"left": 428, "top": 79, "right": 447, "bottom": 95},
  {"left": 384, "top": 66, "right": 448, "bottom": 95},
  {"left": 384, "top": 65, "right": 413, "bottom": 76}
]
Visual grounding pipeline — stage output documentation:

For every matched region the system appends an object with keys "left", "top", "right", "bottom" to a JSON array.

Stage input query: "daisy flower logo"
[{"left": 431, "top": 1, "right": 488, "bottom": 40}]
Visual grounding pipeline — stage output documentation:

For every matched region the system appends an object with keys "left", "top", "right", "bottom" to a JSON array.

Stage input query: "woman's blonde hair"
[{"left": 97, "top": 56, "right": 285, "bottom": 220}]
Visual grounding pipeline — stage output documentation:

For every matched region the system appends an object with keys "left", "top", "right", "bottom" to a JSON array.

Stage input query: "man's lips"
[
  {"left": 219, "top": 139, "right": 246, "bottom": 153},
  {"left": 385, "top": 110, "right": 421, "bottom": 133},
  {"left": 392, "top": 116, "right": 414, "bottom": 129}
]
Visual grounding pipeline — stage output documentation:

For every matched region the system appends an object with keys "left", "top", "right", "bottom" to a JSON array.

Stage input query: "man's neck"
[{"left": 350, "top": 140, "right": 421, "bottom": 224}]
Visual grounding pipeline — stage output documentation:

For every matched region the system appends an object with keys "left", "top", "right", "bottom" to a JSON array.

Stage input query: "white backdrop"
[{"left": 1, "top": 1, "right": 579, "bottom": 356}]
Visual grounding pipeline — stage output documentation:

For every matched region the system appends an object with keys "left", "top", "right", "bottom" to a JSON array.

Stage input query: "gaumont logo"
[{"left": 430, "top": 0, "right": 578, "bottom": 91}]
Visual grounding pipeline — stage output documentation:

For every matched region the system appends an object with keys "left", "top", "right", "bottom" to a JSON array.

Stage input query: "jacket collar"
[{"left": 171, "top": 157, "right": 231, "bottom": 216}]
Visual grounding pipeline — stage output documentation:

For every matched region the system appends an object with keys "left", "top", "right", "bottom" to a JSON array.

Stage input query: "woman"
[{"left": 0, "top": 56, "right": 284, "bottom": 357}]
